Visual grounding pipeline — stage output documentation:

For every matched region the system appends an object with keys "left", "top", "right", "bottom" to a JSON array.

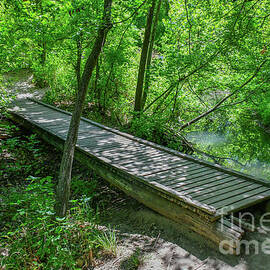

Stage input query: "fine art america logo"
[{"left": 218, "top": 208, "right": 270, "bottom": 255}]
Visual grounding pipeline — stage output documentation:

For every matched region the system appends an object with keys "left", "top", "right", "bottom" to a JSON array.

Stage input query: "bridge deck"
[{"left": 9, "top": 99, "right": 270, "bottom": 224}]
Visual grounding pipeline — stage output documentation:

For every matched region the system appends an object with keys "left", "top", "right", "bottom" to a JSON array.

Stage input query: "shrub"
[{"left": 0, "top": 176, "right": 116, "bottom": 270}]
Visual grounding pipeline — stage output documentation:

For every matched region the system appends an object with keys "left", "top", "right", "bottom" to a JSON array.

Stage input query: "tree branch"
[{"left": 180, "top": 59, "right": 268, "bottom": 130}]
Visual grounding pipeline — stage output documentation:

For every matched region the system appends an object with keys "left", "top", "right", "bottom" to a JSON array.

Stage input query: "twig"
[
  {"left": 113, "top": 0, "right": 147, "bottom": 25},
  {"left": 193, "top": 259, "right": 207, "bottom": 270},
  {"left": 153, "top": 232, "right": 160, "bottom": 249}
]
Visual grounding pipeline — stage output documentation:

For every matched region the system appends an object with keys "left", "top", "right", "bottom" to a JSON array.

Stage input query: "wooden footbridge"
[{"left": 9, "top": 98, "right": 270, "bottom": 253}]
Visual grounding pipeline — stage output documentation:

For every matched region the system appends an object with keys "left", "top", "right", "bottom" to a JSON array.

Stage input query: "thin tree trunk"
[
  {"left": 94, "top": 58, "right": 101, "bottom": 107},
  {"left": 134, "top": 0, "right": 156, "bottom": 113},
  {"left": 41, "top": 42, "right": 47, "bottom": 65},
  {"left": 38, "top": 0, "right": 47, "bottom": 65},
  {"left": 75, "top": 34, "right": 82, "bottom": 89},
  {"left": 55, "top": 0, "right": 113, "bottom": 217},
  {"left": 142, "top": 0, "right": 162, "bottom": 109}
]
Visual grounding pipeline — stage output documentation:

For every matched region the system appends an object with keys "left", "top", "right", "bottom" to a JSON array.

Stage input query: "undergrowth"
[{"left": 0, "top": 121, "right": 118, "bottom": 270}]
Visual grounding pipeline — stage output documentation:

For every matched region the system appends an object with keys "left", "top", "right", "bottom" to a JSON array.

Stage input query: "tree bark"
[
  {"left": 142, "top": 0, "right": 162, "bottom": 109},
  {"left": 55, "top": 0, "right": 113, "bottom": 217},
  {"left": 134, "top": 0, "right": 156, "bottom": 113}
]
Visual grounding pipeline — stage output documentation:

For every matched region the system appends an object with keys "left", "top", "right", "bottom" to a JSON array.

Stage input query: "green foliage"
[
  {"left": 33, "top": 52, "right": 77, "bottom": 102},
  {"left": 129, "top": 114, "right": 185, "bottom": 151},
  {"left": 0, "top": 76, "right": 14, "bottom": 114},
  {"left": 258, "top": 93, "right": 270, "bottom": 126},
  {"left": 96, "top": 226, "right": 117, "bottom": 257},
  {"left": 0, "top": 175, "right": 119, "bottom": 269},
  {"left": 120, "top": 249, "right": 144, "bottom": 270},
  {"left": 0, "top": 121, "right": 119, "bottom": 269},
  {"left": 0, "top": 176, "right": 109, "bottom": 269},
  {"left": 0, "top": 131, "right": 46, "bottom": 183}
]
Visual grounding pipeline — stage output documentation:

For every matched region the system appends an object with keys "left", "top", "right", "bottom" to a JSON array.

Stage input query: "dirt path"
[
  {"left": 3, "top": 70, "right": 269, "bottom": 270},
  {"left": 3, "top": 69, "right": 48, "bottom": 101}
]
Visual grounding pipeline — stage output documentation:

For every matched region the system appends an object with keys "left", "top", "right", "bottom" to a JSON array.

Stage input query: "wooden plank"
[
  {"left": 213, "top": 186, "right": 270, "bottom": 209},
  {"left": 165, "top": 177, "right": 239, "bottom": 202},
  {"left": 78, "top": 132, "right": 135, "bottom": 146},
  {"left": 100, "top": 152, "right": 136, "bottom": 163},
  {"left": 139, "top": 162, "right": 203, "bottom": 178},
  {"left": 78, "top": 126, "right": 110, "bottom": 136},
  {"left": 27, "top": 98, "right": 270, "bottom": 189},
  {"left": 78, "top": 137, "right": 119, "bottom": 148},
  {"left": 35, "top": 117, "right": 70, "bottom": 128},
  {"left": 201, "top": 183, "right": 260, "bottom": 205},
  {"left": 19, "top": 106, "right": 68, "bottom": 119},
  {"left": 216, "top": 189, "right": 270, "bottom": 216},
  {"left": 163, "top": 175, "right": 232, "bottom": 193},
  {"left": 123, "top": 155, "right": 193, "bottom": 171},
  {"left": 175, "top": 174, "right": 237, "bottom": 191},
  {"left": 148, "top": 171, "right": 226, "bottom": 193},
  {"left": 10, "top": 109, "right": 219, "bottom": 219},
  {"left": 117, "top": 152, "right": 167, "bottom": 166},
  {"left": 78, "top": 131, "right": 114, "bottom": 142},
  {"left": 154, "top": 165, "right": 214, "bottom": 186},
  {"left": 13, "top": 102, "right": 42, "bottom": 111},
  {"left": 141, "top": 160, "right": 199, "bottom": 171},
  {"left": 37, "top": 117, "right": 70, "bottom": 126},
  {"left": 20, "top": 108, "right": 57, "bottom": 117},
  {"left": 79, "top": 143, "right": 148, "bottom": 159},
  {"left": 123, "top": 160, "right": 196, "bottom": 177},
  {"left": 97, "top": 144, "right": 157, "bottom": 156},
  {"left": 92, "top": 142, "right": 151, "bottom": 155},
  {"left": 162, "top": 174, "right": 233, "bottom": 194},
  {"left": 117, "top": 148, "right": 181, "bottom": 162},
  {"left": 9, "top": 99, "right": 270, "bottom": 226},
  {"left": 159, "top": 169, "right": 223, "bottom": 188},
  {"left": 95, "top": 146, "right": 150, "bottom": 160},
  {"left": 143, "top": 163, "right": 213, "bottom": 183},
  {"left": 191, "top": 181, "right": 257, "bottom": 200},
  {"left": 22, "top": 114, "right": 71, "bottom": 131},
  {"left": 94, "top": 148, "right": 173, "bottom": 167}
]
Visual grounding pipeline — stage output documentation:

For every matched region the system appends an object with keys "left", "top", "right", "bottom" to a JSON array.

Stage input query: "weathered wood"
[
  {"left": 150, "top": 170, "right": 223, "bottom": 188},
  {"left": 201, "top": 184, "right": 260, "bottom": 205},
  {"left": 9, "top": 109, "right": 218, "bottom": 219},
  {"left": 126, "top": 160, "right": 198, "bottom": 177},
  {"left": 7, "top": 105, "right": 254, "bottom": 253},
  {"left": 9, "top": 99, "right": 270, "bottom": 254},
  {"left": 213, "top": 186, "right": 269, "bottom": 209},
  {"left": 31, "top": 97, "right": 269, "bottom": 188},
  {"left": 157, "top": 175, "right": 233, "bottom": 196},
  {"left": 117, "top": 152, "right": 168, "bottom": 166},
  {"left": 152, "top": 167, "right": 213, "bottom": 186},
  {"left": 188, "top": 179, "right": 250, "bottom": 198},
  {"left": 175, "top": 175, "right": 237, "bottom": 191},
  {"left": 216, "top": 189, "right": 270, "bottom": 216}
]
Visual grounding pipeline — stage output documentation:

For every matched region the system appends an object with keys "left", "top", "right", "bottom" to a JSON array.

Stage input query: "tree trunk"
[
  {"left": 142, "top": 0, "right": 162, "bottom": 109},
  {"left": 41, "top": 42, "right": 47, "bottom": 65},
  {"left": 94, "top": 58, "right": 102, "bottom": 109},
  {"left": 55, "top": 0, "right": 113, "bottom": 217},
  {"left": 75, "top": 34, "right": 82, "bottom": 89},
  {"left": 134, "top": 0, "right": 156, "bottom": 113}
]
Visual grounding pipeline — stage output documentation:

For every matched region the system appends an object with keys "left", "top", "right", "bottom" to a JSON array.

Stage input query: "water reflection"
[{"left": 185, "top": 122, "right": 270, "bottom": 180}]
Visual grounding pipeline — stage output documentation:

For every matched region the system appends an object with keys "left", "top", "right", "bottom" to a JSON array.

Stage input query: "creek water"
[{"left": 186, "top": 122, "right": 270, "bottom": 180}]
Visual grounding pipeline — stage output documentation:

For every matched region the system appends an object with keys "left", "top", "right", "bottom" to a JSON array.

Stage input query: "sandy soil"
[{"left": 3, "top": 70, "right": 270, "bottom": 270}]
